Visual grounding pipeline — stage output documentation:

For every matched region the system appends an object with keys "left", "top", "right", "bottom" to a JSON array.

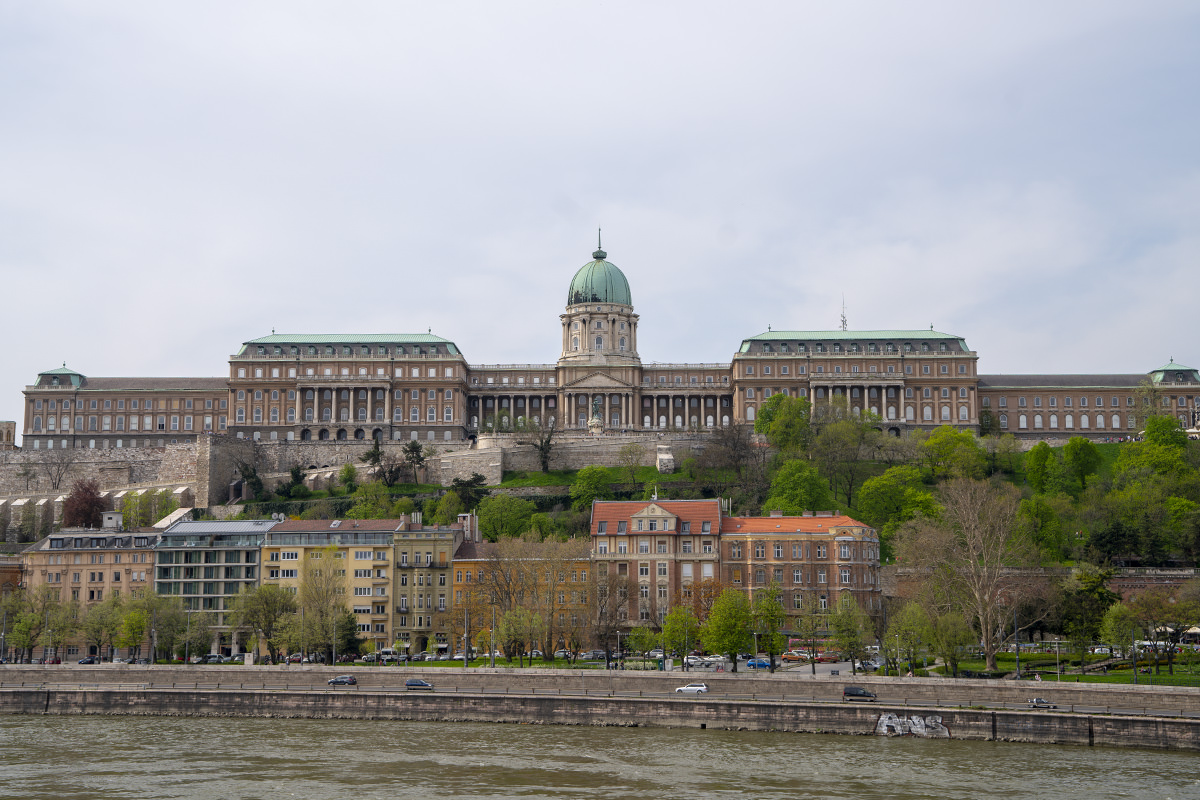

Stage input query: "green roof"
[
  {"left": 38, "top": 365, "right": 84, "bottom": 386},
  {"left": 739, "top": 329, "right": 970, "bottom": 353},
  {"left": 239, "top": 334, "right": 459, "bottom": 356},
  {"left": 568, "top": 249, "right": 632, "bottom": 307},
  {"left": 1148, "top": 360, "right": 1199, "bottom": 383}
]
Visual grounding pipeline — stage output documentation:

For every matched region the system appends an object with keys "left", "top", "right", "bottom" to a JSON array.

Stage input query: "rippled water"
[{"left": 3, "top": 716, "right": 1199, "bottom": 800}]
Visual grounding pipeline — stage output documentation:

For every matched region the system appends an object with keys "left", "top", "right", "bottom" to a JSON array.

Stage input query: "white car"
[{"left": 675, "top": 682, "right": 709, "bottom": 694}]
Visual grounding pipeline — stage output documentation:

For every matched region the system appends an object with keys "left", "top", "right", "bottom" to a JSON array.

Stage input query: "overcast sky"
[{"left": 3, "top": 2, "right": 1198, "bottom": 441}]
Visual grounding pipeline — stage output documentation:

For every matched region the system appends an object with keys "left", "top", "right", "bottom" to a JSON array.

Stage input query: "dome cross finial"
[{"left": 593, "top": 227, "right": 607, "bottom": 260}]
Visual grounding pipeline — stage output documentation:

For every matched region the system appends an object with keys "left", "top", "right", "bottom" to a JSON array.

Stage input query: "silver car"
[{"left": 675, "top": 682, "right": 709, "bottom": 694}]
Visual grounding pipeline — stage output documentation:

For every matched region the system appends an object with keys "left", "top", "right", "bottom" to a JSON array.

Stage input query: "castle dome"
[{"left": 567, "top": 248, "right": 632, "bottom": 307}]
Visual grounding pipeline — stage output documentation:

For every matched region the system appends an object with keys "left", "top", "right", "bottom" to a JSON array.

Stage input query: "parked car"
[
  {"left": 287, "top": 653, "right": 303, "bottom": 663},
  {"left": 746, "top": 658, "right": 770, "bottom": 669},
  {"left": 674, "top": 682, "right": 709, "bottom": 694},
  {"left": 78, "top": 656, "right": 98, "bottom": 664},
  {"left": 684, "top": 655, "right": 709, "bottom": 667},
  {"left": 781, "top": 651, "right": 807, "bottom": 663},
  {"left": 1028, "top": 697, "right": 1057, "bottom": 709},
  {"left": 580, "top": 649, "right": 606, "bottom": 660},
  {"left": 410, "top": 653, "right": 428, "bottom": 662},
  {"left": 842, "top": 686, "right": 877, "bottom": 702},
  {"left": 553, "top": 649, "right": 573, "bottom": 660},
  {"left": 815, "top": 653, "right": 840, "bottom": 663},
  {"left": 405, "top": 678, "right": 434, "bottom": 691},
  {"left": 327, "top": 675, "right": 357, "bottom": 686},
  {"left": 647, "top": 649, "right": 665, "bottom": 659}
]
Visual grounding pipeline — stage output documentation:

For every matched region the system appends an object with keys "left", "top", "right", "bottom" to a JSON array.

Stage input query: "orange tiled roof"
[
  {"left": 589, "top": 499, "right": 722, "bottom": 535},
  {"left": 720, "top": 515, "right": 869, "bottom": 534}
]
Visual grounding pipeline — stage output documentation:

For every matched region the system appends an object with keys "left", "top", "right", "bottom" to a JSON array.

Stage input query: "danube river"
[{"left": 3, "top": 716, "right": 1198, "bottom": 800}]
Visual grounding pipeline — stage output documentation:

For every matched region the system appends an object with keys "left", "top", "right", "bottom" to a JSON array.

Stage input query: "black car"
[
  {"left": 405, "top": 678, "right": 434, "bottom": 691},
  {"left": 327, "top": 675, "right": 357, "bottom": 686},
  {"left": 78, "top": 656, "right": 98, "bottom": 664},
  {"left": 842, "top": 685, "right": 878, "bottom": 702}
]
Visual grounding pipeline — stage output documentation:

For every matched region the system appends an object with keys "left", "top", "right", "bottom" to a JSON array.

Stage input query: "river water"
[{"left": 2, "top": 716, "right": 1198, "bottom": 800}]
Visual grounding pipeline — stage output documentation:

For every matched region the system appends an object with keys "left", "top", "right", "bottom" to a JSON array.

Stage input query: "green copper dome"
[{"left": 567, "top": 248, "right": 632, "bottom": 307}]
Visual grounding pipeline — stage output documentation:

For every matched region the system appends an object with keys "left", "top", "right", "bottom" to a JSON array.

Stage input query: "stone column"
[{"left": 331, "top": 390, "right": 338, "bottom": 424}]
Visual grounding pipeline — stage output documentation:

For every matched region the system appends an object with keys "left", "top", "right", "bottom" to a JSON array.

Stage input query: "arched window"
[
  {"left": 999, "top": 413, "right": 1008, "bottom": 428},
  {"left": 620, "top": 337, "right": 626, "bottom": 351},
  {"left": 595, "top": 336, "right": 603, "bottom": 349},
  {"left": 321, "top": 408, "right": 331, "bottom": 421},
  {"left": 270, "top": 408, "right": 279, "bottom": 423},
  {"left": 746, "top": 388, "right": 755, "bottom": 399},
  {"left": 1094, "top": 414, "right": 1103, "bottom": 429},
  {"left": 1065, "top": 414, "right": 1074, "bottom": 429},
  {"left": 940, "top": 406, "right": 950, "bottom": 421},
  {"left": 959, "top": 406, "right": 968, "bottom": 420},
  {"left": 1113, "top": 414, "right": 1122, "bottom": 429},
  {"left": 1049, "top": 414, "right": 1058, "bottom": 429},
  {"left": 305, "top": 409, "right": 314, "bottom": 422},
  {"left": 572, "top": 336, "right": 579, "bottom": 351},
  {"left": 1034, "top": 414, "right": 1043, "bottom": 429},
  {"left": 1080, "top": 414, "right": 1090, "bottom": 429},
  {"left": 1019, "top": 414, "right": 1027, "bottom": 428},
  {"left": 746, "top": 407, "right": 756, "bottom": 421},
  {"left": 923, "top": 406, "right": 932, "bottom": 421},
  {"left": 323, "top": 390, "right": 332, "bottom": 400},
  {"left": 905, "top": 406, "right": 914, "bottom": 421}
]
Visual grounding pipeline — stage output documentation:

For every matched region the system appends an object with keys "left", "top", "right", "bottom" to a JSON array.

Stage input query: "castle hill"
[{"left": 2, "top": 246, "right": 1199, "bottom": 750}]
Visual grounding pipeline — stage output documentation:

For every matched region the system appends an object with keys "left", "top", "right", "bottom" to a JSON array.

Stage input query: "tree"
[
  {"left": 1100, "top": 601, "right": 1138, "bottom": 661},
  {"left": 762, "top": 459, "right": 832, "bottom": 516},
  {"left": 235, "top": 460, "right": 265, "bottom": 501},
  {"left": 516, "top": 419, "right": 558, "bottom": 473},
  {"left": 857, "top": 465, "right": 939, "bottom": 558},
  {"left": 616, "top": 443, "right": 646, "bottom": 488},
  {"left": 1058, "top": 564, "right": 1119, "bottom": 670},
  {"left": 345, "top": 482, "right": 394, "bottom": 519},
  {"left": 894, "top": 478, "right": 1047, "bottom": 672},
  {"left": 925, "top": 610, "right": 975, "bottom": 678},
  {"left": 79, "top": 593, "right": 125, "bottom": 661},
  {"left": 701, "top": 589, "right": 753, "bottom": 672},
  {"left": 497, "top": 607, "right": 542, "bottom": 666},
  {"left": 401, "top": 441, "right": 428, "bottom": 484},
  {"left": 63, "top": 479, "right": 105, "bottom": 529},
  {"left": 40, "top": 447, "right": 77, "bottom": 491},
  {"left": 450, "top": 473, "right": 489, "bottom": 510},
  {"left": 830, "top": 599, "right": 872, "bottom": 673},
  {"left": 792, "top": 592, "right": 828, "bottom": 675},
  {"left": 180, "top": 611, "right": 218, "bottom": 659},
  {"left": 569, "top": 465, "right": 610, "bottom": 512},
  {"left": 754, "top": 394, "right": 814, "bottom": 455},
  {"left": 1062, "top": 437, "right": 1103, "bottom": 491},
  {"left": 1025, "top": 441, "right": 1055, "bottom": 494},
  {"left": 886, "top": 601, "right": 931, "bottom": 674},
  {"left": 661, "top": 605, "right": 701, "bottom": 662},
  {"left": 338, "top": 463, "right": 358, "bottom": 495},
  {"left": 299, "top": 545, "right": 348, "bottom": 662},
  {"left": 431, "top": 490, "right": 464, "bottom": 525},
  {"left": 751, "top": 582, "right": 788, "bottom": 671},
  {"left": 227, "top": 584, "right": 298, "bottom": 661},
  {"left": 275, "top": 465, "right": 311, "bottom": 499},
  {"left": 478, "top": 495, "right": 536, "bottom": 541},
  {"left": 920, "top": 426, "right": 986, "bottom": 481}
]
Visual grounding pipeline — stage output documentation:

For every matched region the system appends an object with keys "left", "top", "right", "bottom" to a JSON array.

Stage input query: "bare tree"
[
  {"left": 895, "top": 478, "right": 1049, "bottom": 672},
  {"left": 40, "top": 448, "right": 78, "bottom": 491},
  {"left": 516, "top": 419, "right": 558, "bottom": 474},
  {"left": 616, "top": 443, "right": 646, "bottom": 488}
]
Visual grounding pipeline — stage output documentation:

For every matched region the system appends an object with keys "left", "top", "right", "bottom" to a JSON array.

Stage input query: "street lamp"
[{"left": 895, "top": 633, "right": 900, "bottom": 676}]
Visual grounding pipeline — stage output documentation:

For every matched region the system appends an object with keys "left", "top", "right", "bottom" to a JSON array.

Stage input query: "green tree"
[
  {"left": 181, "top": 611, "right": 219, "bottom": 660},
  {"left": 338, "top": 463, "right": 358, "bottom": 495},
  {"left": 450, "top": 473, "right": 489, "bottom": 510},
  {"left": 701, "top": 589, "right": 753, "bottom": 673},
  {"left": 401, "top": 441, "right": 428, "bottom": 484},
  {"left": 79, "top": 593, "right": 125, "bottom": 661},
  {"left": 1025, "top": 441, "right": 1055, "bottom": 493},
  {"left": 1058, "top": 564, "right": 1119, "bottom": 669},
  {"left": 569, "top": 465, "right": 611, "bottom": 512},
  {"left": 810, "top": 418, "right": 879, "bottom": 506},
  {"left": 431, "top": 490, "right": 465, "bottom": 525},
  {"left": 751, "top": 582, "right": 788, "bottom": 672},
  {"left": 62, "top": 479, "right": 105, "bottom": 529},
  {"left": 478, "top": 495, "right": 537, "bottom": 541},
  {"left": 925, "top": 610, "right": 975, "bottom": 678},
  {"left": 117, "top": 606, "right": 150, "bottom": 657},
  {"left": 227, "top": 584, "right": 298, "bottom": 661},
  {"left": 1143, "top": 414, "right": 1188, "bottom": 449},
  {"left": 1062, "top": 437, "right": 1103, "bottom": 490},
  {"left": 345, "top": 481, "right": 393, "bottom": 519},
  {"left": 830, "top": 599, "right": 872, "bottom": 672},
  {"left": 857, "top": 465, "right": 939, "bottom": 558},
  {"left": 886, "top": 601, "right": 930, "bottom": 674},
  {"left": 1100, "top": 601, "right": 1139, "bottom": 661},
  {"left": 920, "top": 426, "right": 986, "bottom": 481},
  {"left": 762, "top": 460, "right": 832, "bottom": 515},
  {"left": 754, "top": 394, "right": 814, "bottom": 455},
  {"left": 299, "top": 546, "right": 348, "bottom": 662},
  {"left": 661, "top": 605, "right": 701, "bottom": 663}
]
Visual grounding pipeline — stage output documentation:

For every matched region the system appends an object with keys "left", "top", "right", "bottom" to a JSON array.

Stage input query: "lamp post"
[
  {"left": 895, "top": 633, "right": 900, "bottom": 676},
  {"left": 1055, "top": 639, "right": 1060, "bottom": 682},
  {"left": 1014, "top": 609, "right": 1020, "bottom": 678}
]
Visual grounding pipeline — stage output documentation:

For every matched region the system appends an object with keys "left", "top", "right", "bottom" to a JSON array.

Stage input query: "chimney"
[{"left": 770, "top": 509, "right": 783, "bottom": 518}]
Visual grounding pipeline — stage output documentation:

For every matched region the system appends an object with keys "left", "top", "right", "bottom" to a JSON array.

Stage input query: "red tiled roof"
[
  {"left": 589, "top": 499, "right": 722, "bottom": 535},
  {"left": 720, "top": 515, "right": 869, "bottom": 534}
]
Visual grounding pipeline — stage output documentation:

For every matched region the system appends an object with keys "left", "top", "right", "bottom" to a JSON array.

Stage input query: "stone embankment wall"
[{"left": 2, "top": 668, "right": 1197, "bottom": 751}]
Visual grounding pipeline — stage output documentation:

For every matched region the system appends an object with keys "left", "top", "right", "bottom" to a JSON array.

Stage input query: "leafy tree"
[
  {"left": 1100, "top": 601, "right": 1138, "bottom": 659},
  {"left": 478, "top": 494, "right": 536, "bottom": 541},
  {"left": 754, "top": 394, "right": 814, "bottom": 455},
  {"left": 180, "top": 611, "right": 218, "bottom": 659},
  {"left": 977, "top": 409, "right": 1001, "bottom": 438},
  {"left": 1062, "top": 437, "right": 1103, "bottom": 490},
  {"left": 497, "top": 607, "right": 543, "bottom": 666},
  {"left": 569, "top": 465, "right": 611, "bottom": 512},
  {"left": 299, "top": 546, "right": 348, "bottom": 662},
  {"left": 762, "top": 459, "right": 832, "bottom": 516},
  {"left": 338, "top": 463, "right": 358, "bottom": 495},
  {"left": 345, "top": 481, "right": 393, "bottom": 519},
  {"left": 117, "top": 606, "right": 149, "bottom": 657},
  {"left": 235, "top": 460, "right": 265, "bottom": 501},
  {"left": 857, "top": 465, "right": 939, "bottom": 557},
  {"left": 1058, "top": 564, "right": 1119, "bottom": 669},
  {"left": 661, "top": 605, "right": 701, "bottom": 662},
  {"left": 810, "top": 418, "right": 878, "bottom": 506},
  {"left": 701, "top": 589, "right": 753, "bottom": 672},
  {"left": 431, "top": 490, "right": 465, "bottom": 525},
  {"left": 628, "top": 626, "right": 660, "bottom": 666},
  {"left": 830, "top": 599, "right": 873, "bottom": 672},
  {"left": 17, "top": 503, "right": 37, "bottom": 542},
  {"left": 1025, "top": 441, "right": 1055, "bottom": 493},
  {"left": 751, "top": 582, "right": 788, "bottom": 671},
  {"left": 227, "top": 584, "right": 298, "bottom": 660},
  {"left": 925, "top": 610, "right": 975, "bottom": 678},
  {"left": 1018, "top": 493, "right": 1074, "bottom": 561},
  {"left": 1144, "top": 415, "right": 1188, "bottom": 449},
  {"left": 886, "top": 601, "right": 930, "bottom": 674},
  {"left": 63, "top": 479, "right": 105, "bottom": 528},
  {"left": 450, "top": 473, "right": 489, "bottom": 510},
  {"left": 920, "top": 426, "right": 986, "bottom": 481},
  {"left": 401, "top": 441, "right": 429, "bottom": 484},
  {"left": 79, "top": 593, "right": 125, "bottom": 661}
]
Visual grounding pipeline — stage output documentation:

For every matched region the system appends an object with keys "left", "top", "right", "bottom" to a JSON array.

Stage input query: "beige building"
[
  {"left": 17, "top": 245, "right": 1200, "bottom": 447},
  {"left": 0, "top": 420, "right": 16, "bottom": 450}
]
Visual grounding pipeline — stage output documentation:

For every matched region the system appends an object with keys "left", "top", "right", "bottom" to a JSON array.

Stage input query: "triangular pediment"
[
  {"left": 630, "top": 502, "right": 677, "bottom": 530},
  {"left": 562, "top": 371, "right": 633, "bottom": 390}
]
